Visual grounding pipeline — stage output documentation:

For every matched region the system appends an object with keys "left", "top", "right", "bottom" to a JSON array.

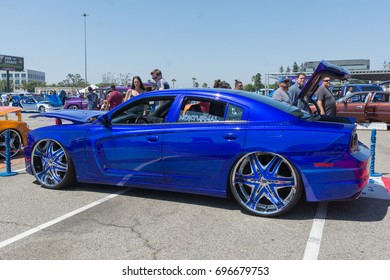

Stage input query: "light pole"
[{"left": 82, "top": 13, "right": 89, "bottom": 86}]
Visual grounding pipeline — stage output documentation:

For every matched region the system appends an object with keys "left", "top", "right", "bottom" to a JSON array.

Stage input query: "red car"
[{"left": 336, "top": 91, "right": 390, "bottom": 123}]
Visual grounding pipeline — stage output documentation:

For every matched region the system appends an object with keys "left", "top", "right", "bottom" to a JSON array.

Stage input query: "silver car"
[{"left": 20, "top": 95, "right": 62, "bottom": 112}]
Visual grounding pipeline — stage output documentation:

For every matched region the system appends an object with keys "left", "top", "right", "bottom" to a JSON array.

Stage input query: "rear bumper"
[{"left": 301, "top": 146, "right": 370, "bottom": 202}]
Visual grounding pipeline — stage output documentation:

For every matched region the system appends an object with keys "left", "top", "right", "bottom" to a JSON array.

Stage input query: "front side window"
[
  {"left": 348, "top": 94, "right": 366, "bottom": 103},
  {"left": 110, "top": 96, "right": 175, "bottom": 125}
]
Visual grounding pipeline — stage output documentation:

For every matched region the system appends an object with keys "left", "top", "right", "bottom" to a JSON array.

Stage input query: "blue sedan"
[{"left": 24, "top": 61, "right": 370, "bottom": 217}]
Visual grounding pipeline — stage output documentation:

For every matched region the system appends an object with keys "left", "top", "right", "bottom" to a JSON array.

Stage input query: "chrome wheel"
[
  {"left": 38, "top": 106, "right": 46, "bottom": 112},
  {"left": 31, "top": 139, "right": 75, "bottom": 188},
  {"left": 0, "top": 129, "right": 22, "bottom": 158},
  {"left": 230, "top": 152, "right": 302, "bottom": 217},
  {"left": 68, "top": 105, "right": 79, "bottom": 110}
]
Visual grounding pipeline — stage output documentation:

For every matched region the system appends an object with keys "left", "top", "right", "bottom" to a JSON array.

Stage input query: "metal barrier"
[{"left": 0, "top": 129, "right": 18, "bottom": 177}]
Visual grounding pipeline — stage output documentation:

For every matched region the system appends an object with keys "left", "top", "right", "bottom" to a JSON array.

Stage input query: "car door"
[
  {"left": 366, "top": 92, "right": 390, "bottom": 122},
  {"left": 162, "top": 96, "right": 248, "bottom": 196},
  {"left": 336, "top": 92, "right": 368, "bottom": 122},
  {"left": 86, "top": 96, "right": 175, "bottom": 186}
]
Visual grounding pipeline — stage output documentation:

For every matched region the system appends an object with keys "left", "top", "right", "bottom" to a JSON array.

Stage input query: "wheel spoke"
[
  {"left": 245, "top": 184, "right": 265, "bottom": 209},
  {"left": 248, "top": 154, "right": 263, "bottom": 177}
]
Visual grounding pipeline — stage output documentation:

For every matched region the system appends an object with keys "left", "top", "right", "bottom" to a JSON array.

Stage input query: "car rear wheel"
[
  {"left": 68, "top": 105, "right": 79, "bottom": 110},
  {"left": 31, "top": 139, "right": 75, "bottom": 189},
  {"left": 230, "top": 152, "right": 302, "bottom": 217},
  {"left": 0, "top": 129, "right": 22, "bottom": 158},
  {"left": 38, "top": 106, "right": 46, "bottom": 112}
]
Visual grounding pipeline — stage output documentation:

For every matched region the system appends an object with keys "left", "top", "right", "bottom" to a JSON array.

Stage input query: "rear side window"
[
  {"left": 226, "top": 104, "right": 244, "bottom": 121},
  {"left": 177, "top": 97, "right": 245, "bottom": 123}
]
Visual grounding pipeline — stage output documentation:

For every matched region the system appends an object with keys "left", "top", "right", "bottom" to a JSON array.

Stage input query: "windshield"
[{"left": 34, "top": 96, "right": 44, "bottom": 102}]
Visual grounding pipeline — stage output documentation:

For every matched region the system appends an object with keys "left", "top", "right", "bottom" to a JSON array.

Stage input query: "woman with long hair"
[{"left": 124, "top": 76, "right": 146, "bottom": 101}]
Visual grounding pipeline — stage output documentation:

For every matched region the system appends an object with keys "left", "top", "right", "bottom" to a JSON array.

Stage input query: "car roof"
[{"left": 0, "top": 106, "right": 22, "bottom": 116}]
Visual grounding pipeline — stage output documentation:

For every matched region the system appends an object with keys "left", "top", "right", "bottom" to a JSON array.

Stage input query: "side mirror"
[{"left": 99, "top": 114, "right": 110, "bottom": 126}]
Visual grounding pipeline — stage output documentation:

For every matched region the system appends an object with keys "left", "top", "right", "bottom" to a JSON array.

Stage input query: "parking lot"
[{"left": 0, "top": 112, "right": 389, "bottom": 260}]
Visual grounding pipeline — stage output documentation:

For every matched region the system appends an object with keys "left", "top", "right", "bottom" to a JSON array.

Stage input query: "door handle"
[
  {"left": 147, "top": 135, "right": 159, "bottom": 142},
  {"left": 224, "top": 133, "right": 238, "bottom": 140}
]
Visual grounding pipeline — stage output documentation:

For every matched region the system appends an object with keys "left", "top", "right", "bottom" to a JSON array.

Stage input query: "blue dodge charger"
[{"left": 24, "top": 61, "right": 370, "bottom": 217}]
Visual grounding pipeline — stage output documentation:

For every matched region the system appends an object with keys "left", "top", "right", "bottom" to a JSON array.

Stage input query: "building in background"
[
  {"left": 0, "top": 69, "right": 46, "bottom": 90},
  {"left": 302, "top": 59, "right": 370, "bottom": 72}
]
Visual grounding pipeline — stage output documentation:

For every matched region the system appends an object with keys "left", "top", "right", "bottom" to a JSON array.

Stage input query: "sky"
[{"left": 2, "top": 0, "right": 390, "bottom": 88}]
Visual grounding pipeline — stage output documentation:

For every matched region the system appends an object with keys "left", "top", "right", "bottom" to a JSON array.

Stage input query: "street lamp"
[{"left": 82, "top": 13, "right": 89, "bottom": 86}]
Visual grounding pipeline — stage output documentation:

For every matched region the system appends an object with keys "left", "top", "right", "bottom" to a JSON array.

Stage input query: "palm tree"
[{"left": 171, "top": 79, "right": 176, "bottom": 88}]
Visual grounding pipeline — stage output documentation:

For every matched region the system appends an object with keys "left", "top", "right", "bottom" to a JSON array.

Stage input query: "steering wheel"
[{"left": 135, "top": 116, "right": 149, "bottom": 124}]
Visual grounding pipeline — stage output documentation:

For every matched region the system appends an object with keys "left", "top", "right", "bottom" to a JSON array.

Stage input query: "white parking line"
[
  {"left": 303, "top": 202, "right": 328, "bottom": 260},
  {"left": 0, "top": 188, "right": 130, "bottom": 250},
  {"left": 13, "top": 168, "right": 26, "bottom": 172}
]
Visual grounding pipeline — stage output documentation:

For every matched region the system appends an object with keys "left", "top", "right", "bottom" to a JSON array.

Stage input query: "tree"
[
  {"left": 100, "top": 72, "right": 132, "bottom": 85},
  {"left": 171, "top": 79, "right": 176, "bottom": 88},
  {"left": 58, "top": 73, "right": 85, "bottom": 87},
  {"left": 292, "top": 62, "right": 299, "bottom": 72},
  {"left": 0, "top": 80, "right": 13, "bottom": 92},
  {"left": 22, "top": 81, "right": 46, "bottom": 92},
  {"left": 279, "top": 66, "right": 284, "bottom": 73},
  {"left": 202, "top": 83, "right": 208, "bottom": 88},
  {"left": 251, "top": 73, "right": 263, "bottom": 90},
  {"left": 192, "top": 77, "right": 196, "bottom": 87},
  {"left": 299, "top": 63, "right": 304, "bottom": 72},
  {"left": 243, "top": 84, "right": 255, "bottom": 92},
  {"left": 118, "top": 73, "right": 132, "bottom": 85},
  {"left": 286, "top": 66, "right": 291, "bottom": 73},
  {"left": 194, "top": 82, "right": 199, "bottom": 88}
]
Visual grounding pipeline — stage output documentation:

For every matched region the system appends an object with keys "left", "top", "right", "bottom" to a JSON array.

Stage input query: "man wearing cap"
[{"left": 272, "top": 77, "right": 292, "bottom": 105}]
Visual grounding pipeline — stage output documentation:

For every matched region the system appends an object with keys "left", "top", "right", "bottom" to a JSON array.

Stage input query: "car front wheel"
[
  {"left": 31, "top": 139, "right": 75, "bottom": 189},
  {"left": 38, "top": 106, "right": 46, "bottom": 112},
  {"left": 230, "top": 152, "right": 302, "bottom": 217},
  {"left": 0, "top": 129, "right": 22, "bottom": 158}
]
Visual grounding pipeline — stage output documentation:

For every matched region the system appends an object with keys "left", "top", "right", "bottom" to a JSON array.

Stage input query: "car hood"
[
  {"left": 44, "top": 94, "right": 63, "bottom": 107},
  {"left": 296, "top": 60, "right": 351, "bottom": 103},
  {"left": 29, "top": 109, "right": 105, "bottom": 124}
]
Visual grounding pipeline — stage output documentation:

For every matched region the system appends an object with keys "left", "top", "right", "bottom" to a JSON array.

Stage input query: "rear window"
[
  {"left": 361, "top": 85, "right": 382, "bottom": 91},
  {"left": 235, "top": 91, "right": 311, "bottom": 119}
]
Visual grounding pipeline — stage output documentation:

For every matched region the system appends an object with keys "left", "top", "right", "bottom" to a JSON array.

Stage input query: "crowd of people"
[
  {"left": 74, "top": 69, "right": 338, "bottom": 116},
  {"left": 2, "top": 67, "right": 338, "bottom": 116}
]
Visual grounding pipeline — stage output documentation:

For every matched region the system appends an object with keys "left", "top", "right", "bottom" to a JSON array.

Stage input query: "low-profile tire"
[
  {"left": 38, "top": 106, "right": 46, "bottom": 112},
  {"left": 230, "top": 152, "right": 302, "bottom": 217},
  {"left": 0, "top": 129, "right": 22, "bottom": 158},
  {"left": 68, "top": 105, "right": 79, "bottom": 110},
  {"left": 31, "top": 139, "right": 75, "bottom": 189}
]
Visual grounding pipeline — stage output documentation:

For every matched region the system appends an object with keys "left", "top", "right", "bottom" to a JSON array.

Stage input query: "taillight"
[
  {"left": 55, "top": 118, "right": 62, "bottom": 125},
  {"left": 350, "top": 130, "right": 359, "bottom": 152}
]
